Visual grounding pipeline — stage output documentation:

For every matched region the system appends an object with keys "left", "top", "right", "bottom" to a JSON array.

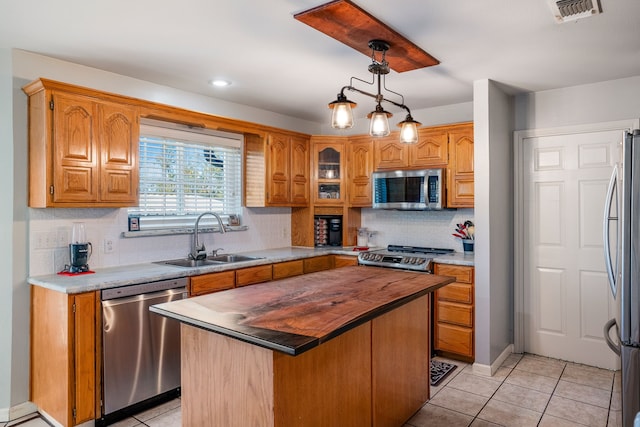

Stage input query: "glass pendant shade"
[
  {"left": 398, "top": 115, "right": 421, "bottom": 144},
  {"left": 368, "top": 106, "right": 391, "bottom": 137},
  {"left": 331, "top": 102, "right": 354, "bottom": 129}
]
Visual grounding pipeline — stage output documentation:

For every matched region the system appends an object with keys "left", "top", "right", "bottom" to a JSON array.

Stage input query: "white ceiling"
[{"left": 2, "top": 0, "right": 639, "bottom": 124}]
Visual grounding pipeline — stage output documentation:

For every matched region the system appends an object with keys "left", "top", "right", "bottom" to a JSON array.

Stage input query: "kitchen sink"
[
  {"left": 157, "top": 254, "right": 263, "bottom": 268},
  {"left": 158, "top": 258, "right": 222, "bottom": 268},
  {"left": 206, "top": 254, "right": 263, "bottom": 263}
]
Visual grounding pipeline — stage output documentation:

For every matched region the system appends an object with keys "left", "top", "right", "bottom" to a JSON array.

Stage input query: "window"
[{"left": 129, "top": 119, "right": 243, "bottom": 230}]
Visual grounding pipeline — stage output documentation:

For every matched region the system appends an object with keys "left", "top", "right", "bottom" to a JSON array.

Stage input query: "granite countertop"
[
  {"left": 150, "top": 266, "right": 454, "bottom": 355},
  {"left": 27, "top": 246, "right": 474, "bottom": 294}
]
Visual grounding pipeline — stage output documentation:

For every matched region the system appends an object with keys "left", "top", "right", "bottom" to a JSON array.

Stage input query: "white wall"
[
  {"left": 514, "top": 75, "right": 640, "bottom": 130},
  {"left": 474, "top": 79, "right": 514, "bottom": 370}
]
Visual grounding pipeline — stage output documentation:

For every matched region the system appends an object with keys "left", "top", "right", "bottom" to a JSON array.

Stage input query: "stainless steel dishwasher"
[{"left": 101, "top": 277, "right": 187, "bottom": 418}]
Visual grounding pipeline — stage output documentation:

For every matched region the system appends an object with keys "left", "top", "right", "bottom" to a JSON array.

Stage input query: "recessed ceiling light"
[{"left": 209, "top": 79, "right": 231, "bottom": 87}]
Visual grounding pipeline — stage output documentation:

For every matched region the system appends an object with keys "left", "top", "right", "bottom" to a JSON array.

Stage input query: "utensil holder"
[{"left": 462, "top": 239, "right": 474, "bottom": 253}]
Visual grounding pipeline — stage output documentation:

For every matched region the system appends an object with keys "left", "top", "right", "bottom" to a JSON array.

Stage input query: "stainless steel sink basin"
[
  {"left": 206, "top": 254, "right": 263, "bottom": 263},
  {"left": 157, "top": 258, "right": 222, "bottom": 268},
  {"left": 157, "top": 254, "right": 263, "bottom": 268}
]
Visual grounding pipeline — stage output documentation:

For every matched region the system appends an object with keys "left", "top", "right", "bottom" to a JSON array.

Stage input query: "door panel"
[{"left": 523, "top": 130, "right": 621, "bottom": 369}]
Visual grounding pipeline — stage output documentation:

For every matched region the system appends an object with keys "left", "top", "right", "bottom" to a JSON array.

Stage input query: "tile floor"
[{"left": 2, "top": 353, "right": 621, "bottom": 427}]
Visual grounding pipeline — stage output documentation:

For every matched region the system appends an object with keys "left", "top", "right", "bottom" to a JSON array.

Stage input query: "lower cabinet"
[
  {"left": 333, "top": 254, "right": 359, "bottom": 268},
  {"left": 433, "top": 263, "right": 475, "bottom": 361},
  {"left": 272, "top": 260, "right": 304, "bottom": 280},
  {"left": 303, "top": 255, "right": 334, "bottom": 273},
  {"left": 236, "top": 265, "right": 273, "bottom": 287},
  {"left": 31, "top": 287, "right": 98, "bottom": 427},
  {"left": 189, "top": 270, "right": 235, "bottom": 297}
]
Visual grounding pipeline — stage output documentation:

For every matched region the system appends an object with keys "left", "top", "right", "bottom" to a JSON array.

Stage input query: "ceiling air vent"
[{"left": 547, "top": 0, "right": 601, "bottom": 23}]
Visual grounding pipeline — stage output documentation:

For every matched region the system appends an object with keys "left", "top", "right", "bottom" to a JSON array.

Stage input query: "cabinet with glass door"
[{"left": 312, "top": 137, "right": 346, "bottom": 205}]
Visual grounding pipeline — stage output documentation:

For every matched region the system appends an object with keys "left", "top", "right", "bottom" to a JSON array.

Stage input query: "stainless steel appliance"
[
  {"left": 314, "top": 215, "right": 342, "bottom": 246},
  {"left": 372, "top": 169, "right": 444, "bottom": 210},
  {"left": 604, "top": 129, "right": 640, "bottom": 427},
  {"left": 358, "top": 245, "right": 454, "bottom": 272},
  {"left": 100, "top": 278, "right": 187, "bottom": 422}
]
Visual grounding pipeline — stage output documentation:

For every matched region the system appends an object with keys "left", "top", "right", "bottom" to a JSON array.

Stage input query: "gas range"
[{"left": 357, "top": 245, "right": 454, "bottom": 272}]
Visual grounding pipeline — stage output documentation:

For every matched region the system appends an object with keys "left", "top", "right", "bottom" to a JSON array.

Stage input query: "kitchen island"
[{"left": 151, "top": 266, "right": 454, "bottom": 427}]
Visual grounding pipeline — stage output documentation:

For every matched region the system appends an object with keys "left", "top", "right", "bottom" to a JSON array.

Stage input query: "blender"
[{"left": 69, "top": 222, "right": 92, "bottom": 273}]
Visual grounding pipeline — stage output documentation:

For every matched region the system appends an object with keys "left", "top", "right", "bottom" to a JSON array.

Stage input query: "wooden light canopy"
[{"left": 294, "top": 0, "right": 439, "bottom": 73}]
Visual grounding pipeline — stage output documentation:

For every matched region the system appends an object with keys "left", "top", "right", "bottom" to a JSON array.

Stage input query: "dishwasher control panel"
[{"left": 101, "top": 277, "right": 188, "bottom": 300}]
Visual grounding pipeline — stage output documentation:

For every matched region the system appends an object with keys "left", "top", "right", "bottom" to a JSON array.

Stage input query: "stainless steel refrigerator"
[{"left": 604, "top": 129, "right": 640, "bottom": 427}]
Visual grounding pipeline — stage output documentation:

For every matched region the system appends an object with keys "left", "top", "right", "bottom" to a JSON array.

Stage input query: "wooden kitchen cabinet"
[
  {"left": 347, "top": 135, "right": 374, "bottom": 207},
  {"left": 244, "top": 131, "right": 309, "bottom": 207},
  {"left": 447, "top": 123, "right": 474, "bottom": 208},
  {"left": 23, "top": 79, "right": 139, "bottom": 208},
  {"left": 333, "top": 254, "right": 359, "bottom": 268},
  {"left": 303, "top": 255, "right": 334, "bottom": 273},
  {"left": 272, "top": 260, "right": 304, "bottom": 280},
  {"left": 31, "top": 287, "right": 98, "bottom": 426},
  {"left": 311, "top": 137, "right": 346, "bottom": 205},
  {"left": 373, "top": 127, "right": 448, "bottom": 171},
  {"left": 235, "top": 264, "right": 273, "bottom": 287},
  {"left": 433, "top": 263, "right": 475, "bottom": 361},
  {"left": 189, "top": 270, "right": 235, "bottom": 297}
]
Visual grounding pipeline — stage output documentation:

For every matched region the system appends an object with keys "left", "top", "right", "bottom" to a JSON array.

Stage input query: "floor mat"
[{"left": 430, "top": 360, "right": 457, "bottom": 386}]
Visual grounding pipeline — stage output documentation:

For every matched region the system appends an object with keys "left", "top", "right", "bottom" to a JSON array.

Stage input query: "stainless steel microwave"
[{"left": 372, "top": 169, "right": 444, "bottom": 210}]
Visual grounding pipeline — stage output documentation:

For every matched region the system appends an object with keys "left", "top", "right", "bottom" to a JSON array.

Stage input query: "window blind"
[{"left": 129, "top": 120, "right": 243, "bottom": 227}]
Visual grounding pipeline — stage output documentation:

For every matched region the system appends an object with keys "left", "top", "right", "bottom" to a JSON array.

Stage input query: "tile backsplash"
[
  {"left": 28, "top": 207, "right": 292, "bottom": 276},
  {"left": 360, "top": 208, "right": 475, "bottom": 251},
  {"left": 28, "top": 206, "right": 475, "bottom": 276}
]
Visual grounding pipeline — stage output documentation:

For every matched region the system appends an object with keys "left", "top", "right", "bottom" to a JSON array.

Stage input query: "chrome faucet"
[{"left": 191, "top": 212, "right": 226, "bottom": 260}]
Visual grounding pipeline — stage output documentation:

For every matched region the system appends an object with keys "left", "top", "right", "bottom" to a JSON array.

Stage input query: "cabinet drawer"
[
  {"left": 303, "top": 256, "right": 334, "bottom": 273},
  {"left": 435, "top": 323, "right": 473, "bottom": 358},
  {"left": 236, "top": 265, "right": 273, "bottom": 287},
  {"left": 437, "top": 283, "right": 473, "bottom": 304},
  {"left": 437, "top": 301, "right": 473, "bottom": 327},
  {"left": 273, "top": 260, "right": 304, "bottom": 280},
  {"left": 434, "top": 264, "right": 474, "bottom": 284},
  {"left": 189, "top": 271, "right": 235, "bottom": 297},
  {"left": 333, "top": 255, "right": 358, "bottom": 268}
]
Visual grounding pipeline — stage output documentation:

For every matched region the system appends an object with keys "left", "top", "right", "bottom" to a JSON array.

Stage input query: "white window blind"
[{"left": 129, "top": 120, "right": 243, "bottom": 229}]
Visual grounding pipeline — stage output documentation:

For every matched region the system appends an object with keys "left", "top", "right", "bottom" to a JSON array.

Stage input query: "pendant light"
[{"left": 327, "top": 40, "right": 421, "bottom": 143}]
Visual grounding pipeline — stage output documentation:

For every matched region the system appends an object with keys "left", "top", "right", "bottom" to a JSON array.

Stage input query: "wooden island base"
[{"left": 181, "top": 295, "right": 430, "bottom": 427}]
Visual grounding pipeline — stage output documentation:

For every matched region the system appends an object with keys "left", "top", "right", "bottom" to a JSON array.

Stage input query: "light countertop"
[{"left": 27, "top": 246, "right": 474, "bottom": 294}]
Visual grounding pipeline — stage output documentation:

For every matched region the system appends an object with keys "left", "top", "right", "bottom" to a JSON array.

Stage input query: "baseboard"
[
  {"left": 0, "top": 401, "right": 38, "bottom": 423},
  {"left": 472, "top": 344, "right": 514, "bottom": 376}
]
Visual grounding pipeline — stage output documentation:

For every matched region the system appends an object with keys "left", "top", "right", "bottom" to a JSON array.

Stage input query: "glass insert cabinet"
[{"left": 314, "top": 143, "right": 345, "bottom": 204}]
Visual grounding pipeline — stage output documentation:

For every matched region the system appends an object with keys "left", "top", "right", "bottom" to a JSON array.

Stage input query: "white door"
[{"left": 522, "top": 129, "right": 621, "bottom": 369}]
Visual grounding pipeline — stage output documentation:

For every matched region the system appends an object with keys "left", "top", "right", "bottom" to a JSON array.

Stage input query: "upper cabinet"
[
  {"left": 244, "top": 131, "right": 309, "bottom": 207},
  {"left": 373, "top": 127, "right": 448, "bottom": 171},
  {"left": 23, "top": 79, "right": 139, "bottom": 208},
  {"left": 347, "top": 135, "right": 374, "bottom": 207},
  {"left": 311, "top": 136, "right": 346, "bottom": 205},
  {"left": 371, "top": 122, "right": 474, "bottom": 208},
  {"left": 446, "top": 123, "right": 474, "bottom": 208}
]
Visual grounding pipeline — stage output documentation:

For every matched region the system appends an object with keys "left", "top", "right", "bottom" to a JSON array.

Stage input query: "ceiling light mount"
[{"left": 328, "top": 39, "right": 421, "bottom": 144}]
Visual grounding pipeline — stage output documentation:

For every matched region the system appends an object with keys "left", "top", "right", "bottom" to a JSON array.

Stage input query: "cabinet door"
[
  {"left": 373, "top": 138, "right": 408, "bottom": 170},
  {"left": 273, "top": 260, "right": 304, "bottom": 279},
  {"left": 333, "top": 255, "right": 358, "bottom": 268},
  {"left": 314, "top": 142, "right": 345, "bottom": 204},
  {"left": 290, "top": 136, "right": 309, "bottom": 206},
  {"left": 99, "top": 102, "right": 139, "bottom": 205},
  {"left": 267, "top": 132, "right": 291, "bottom": 205},
  {"left": 409, "top": 128, "right": 448, "bottom": 167},
  {"left": 52, "top": 92, "right": 99, "bottom": 203},
  {"left": 348, "top": 137, "right": 373, "bottom": 207},
  {"left": 447, "top": 125, "right": 474, "bottom": 208}
]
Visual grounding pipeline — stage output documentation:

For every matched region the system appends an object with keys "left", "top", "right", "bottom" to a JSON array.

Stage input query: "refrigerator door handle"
[
  {"left": 603, "top": 163, "right": 618, "bottom": 298},
  {"left": 604, "top": 317, "right": 621, "bottom": 355}
]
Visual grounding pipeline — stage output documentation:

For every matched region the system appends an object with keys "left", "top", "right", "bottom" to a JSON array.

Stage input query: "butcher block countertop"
[{"left": 151, "top": 266, "right": 454, "bottom": 355}]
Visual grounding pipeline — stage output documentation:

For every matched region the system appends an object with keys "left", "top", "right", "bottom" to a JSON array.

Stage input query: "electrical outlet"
[{"left": 104, "top": 239, "right": 114, "bottom": 254}]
